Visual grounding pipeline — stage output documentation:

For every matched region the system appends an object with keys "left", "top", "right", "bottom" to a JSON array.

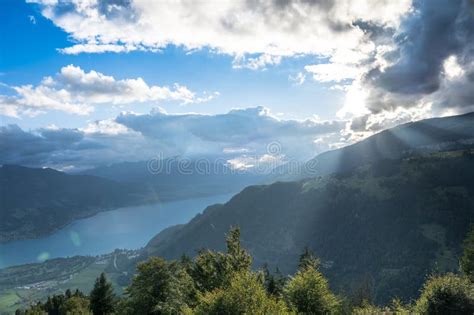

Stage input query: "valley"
[{"left": 0, "top": 193, "right": 234, "bottom": 268}]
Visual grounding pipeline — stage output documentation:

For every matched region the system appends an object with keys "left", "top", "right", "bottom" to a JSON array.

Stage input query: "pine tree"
[
  {"left": 226, "top": 226, "right": 252, "bottom": 272},
  {"left": 298, "top": 246, "right": 320, "bottom": 271},
  {"left": 284, "top": 265, "right": 340, "bottom": 314},
  {"left": 124, "top": 257, "right": 196, "bottom": 314},
  {"left": 263, "top": 264, "right": 286, "bottom": 298},
  {"left": 90, "top": 273, "right": 115, "bottom": 315}
]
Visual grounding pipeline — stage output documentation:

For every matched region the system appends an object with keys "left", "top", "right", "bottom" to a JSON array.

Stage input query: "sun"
[{"left": 337, "top": 84, "right": 370, "bottom": 118}]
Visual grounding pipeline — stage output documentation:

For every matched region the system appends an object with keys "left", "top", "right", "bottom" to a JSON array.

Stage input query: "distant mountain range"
[
  {"left": 0, "top": 160, "right": 265, "bottom": 243},
  {"left": 79, "top": 159, "right": 265, "bottom": 200},
  {"left": 0, "top": 165, "right": 151, "bottom": 243}
]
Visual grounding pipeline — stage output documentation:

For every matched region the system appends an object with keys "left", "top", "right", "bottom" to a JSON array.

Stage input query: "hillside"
[
  {"left": 0, "top": 165, "right": 151, "bottom": 242},
  {"left": 294, "top": 112, "right": 474, "bottom": 179},
  {"left": 145, "top": 150, "right": 474, "bottom": 303}
]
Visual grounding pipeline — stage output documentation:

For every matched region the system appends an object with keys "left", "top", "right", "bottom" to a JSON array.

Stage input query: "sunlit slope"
[
  {"left": 146, "top": 151, "right": 474, "bottom": 303},
  {"left": 300, "top": 111, "right": 474, "bottom": 178}
]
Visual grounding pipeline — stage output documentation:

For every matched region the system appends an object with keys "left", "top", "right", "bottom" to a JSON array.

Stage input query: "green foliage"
[
  {"left": 90, "top": 273, "right": 115, "bottom": 315},
  {"left": 284, "top": 266, "right": 340, "bottom": 314},
  {"left": 414, "top": 273, "right": 474, "bottom": 314},
  {"left": 189, "top": 227, "right": 252, "bottom": 293},
  {"left": 263, "top": 264, "right": 286, "bottom": 298},
  {"left": 17, "top": 289, "right": 88, "bottom": 315},
  {"left": 191, "top": 271, "right": 292, "bottom": 315},
  {"left": 298, "top": 247, "right": 320, "bottom": 271},
  {"left": 461, "top": 224, "right": 474, "bottom": 282},
  {"left": 123, "top": 257, "right": 196, "bottom": 315},
  {"left": 225, "top": 227, "right": 252, "bottom": 272},
  {"left": 352, "top": 298, "right": 411, "bottom": 315},
  {"left": 59, "top": 296, "right": 91, "bottom": 314}
]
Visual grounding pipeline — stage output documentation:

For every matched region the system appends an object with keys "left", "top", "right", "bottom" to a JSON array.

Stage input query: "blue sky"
[
  {"left": 1, "top": 0, "right": 345, "bottom": 131},
  {"left": 1, "top": 0, "right": 473, "bottom": 170}
]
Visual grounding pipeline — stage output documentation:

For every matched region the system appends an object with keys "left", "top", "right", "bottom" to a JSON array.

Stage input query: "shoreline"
[{"left": 0, "top": 190, "right": 236, "bottom": 244}]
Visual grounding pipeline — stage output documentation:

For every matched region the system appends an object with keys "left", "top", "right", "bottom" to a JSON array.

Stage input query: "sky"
[{"left": 1, "top": 0, "right": 474, "bottom": 170}]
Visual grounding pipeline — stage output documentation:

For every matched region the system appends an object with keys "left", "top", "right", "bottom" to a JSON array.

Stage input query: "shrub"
[{"left": 415, "top": 273, "right": 474, "bottom": 315}]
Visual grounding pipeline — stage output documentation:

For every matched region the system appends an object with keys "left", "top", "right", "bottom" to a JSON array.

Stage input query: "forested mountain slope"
[
  {"left": 0, "top": 165, "right": 150, "bottom": 242},
  {"left": 296, "top": 112, "right": 474, "bottom": 179},
  {"left": 146, "top": 150, "right": 474, "bottom": 303}
]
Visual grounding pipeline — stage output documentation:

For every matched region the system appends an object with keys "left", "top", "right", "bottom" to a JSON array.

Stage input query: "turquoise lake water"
[{"left": 0, "top": 193, "right": 234, "bottom": 269}]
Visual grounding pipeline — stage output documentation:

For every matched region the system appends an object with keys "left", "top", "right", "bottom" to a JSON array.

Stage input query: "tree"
[
  {"left": 298, "top": 246, "right": 320, "bottom": 271},
  {"left": 225, "top": 226, "right": 252, "bottom": 272},
  {"left": 461, "top": 224, "right": 474, "bottom": 282},
  {"left": 191, "top": 271, "right": 292, "bottom": 315},
  {"left": 124, "top": 257, "right": 196, "bottom": 314},
  {"left": 44, "top": 294, "right": 65, "bottom": 315},
  {"left": 415, "top": 273, "right": 474, "bottom": 314},
  {"left": 263, "top": 264, "right": 286, "bottom": 298},
  {"left": 189, "top": 226, "right": 252, "bottom": 293},
  {"left": 284, "top": 266, "right": 340, "bottom": 314},
  {"left": 60, "top": 296, "right": 91, "bottom": 315},
  {"left": 90, "top": 273, "right": 115, "bottom": 315}
]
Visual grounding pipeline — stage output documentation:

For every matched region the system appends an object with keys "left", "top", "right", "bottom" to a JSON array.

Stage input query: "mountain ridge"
[{"left": 0, "top": 165, "right": 152, "bottom": 243}]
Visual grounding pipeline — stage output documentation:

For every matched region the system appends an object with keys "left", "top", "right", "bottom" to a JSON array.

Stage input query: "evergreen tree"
[
  {"left": 192, "top": 271, "right": 291, "bottom": 315},
  {"left": 124, "top": 257, "right": 196, "bottom": 314},
  {"left": 190, "top": 226, "right": 252, "bottom": 293},
  {"left": 284, "top": 265, "right": 340, "bottom": 314},
  {"left": 415, "top": 273, "right": 474, "bottom": 314},
  {"left": 90, "top": 273, "right": 115, "bottom": 315},
  {"left": 461, "top": 224, "right": 474, "bottom": 282},
  {"left": 298, "top": 246, "right": 320, "bottom": 271},
  {"left": 263, "top": 264, "right": 286, "bottom": 298},
  {"left": 225, "top": 226, "right": 252, "bottom": 272},
  {"left": 60, "top": 296, "right": 91, "bottom": 314}
]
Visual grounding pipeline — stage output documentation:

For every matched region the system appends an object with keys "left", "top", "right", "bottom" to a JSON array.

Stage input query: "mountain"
[
  {"left": 296, "top": 112, "right": 474, "bottom": 179},
  {"left": 79, "top": 159, "right": 265, "bottom": 200},
  {"left": 0, "top": 165, "right": 152, "bottom": 242},
  {"left": 4, "top": 113, "right": 474, "bottom": 305},
  {"left": 145, "top": 150, "right": 474, "bottom": 304}
]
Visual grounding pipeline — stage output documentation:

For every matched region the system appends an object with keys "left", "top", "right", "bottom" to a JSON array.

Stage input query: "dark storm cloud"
[
  {"left": 367, "top": 0, "right": 473, "bottom": 96},
  {"left": 0, "top": 125, "right": 85, "bottom": 166}
]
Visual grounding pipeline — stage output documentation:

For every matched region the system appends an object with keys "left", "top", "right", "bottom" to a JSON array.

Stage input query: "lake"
[{"left": 0, "top": 193, "right": 234, "bottom": 269}]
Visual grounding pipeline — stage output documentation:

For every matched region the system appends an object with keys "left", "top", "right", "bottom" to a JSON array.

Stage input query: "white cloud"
[
  {"left": 30, "top": 0, "right": 411, "bottom": 61},
  {"left": 289, "top": 72, "right": 306, "bottom": 86},
  {"left": 233, "top": 54, "right": 282, "bottom": 70},
  {"left": 443, "top": 55, "right": 464, "bottom": 79},
  {"left": 60, "top": 43, "right": 135, "bottom": 54},
  {"left": 305, "top": 63, "right": 359, "bottom": 83},
  {"left": 0, "top": 65, "right": 217, "bottom": 117}
]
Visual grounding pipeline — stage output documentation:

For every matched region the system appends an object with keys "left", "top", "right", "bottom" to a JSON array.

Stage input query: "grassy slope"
[{"left": 0, "top": 250, "right": 138, "bottom": 314}]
